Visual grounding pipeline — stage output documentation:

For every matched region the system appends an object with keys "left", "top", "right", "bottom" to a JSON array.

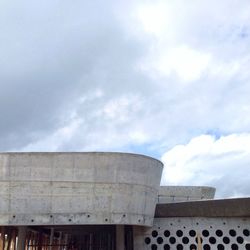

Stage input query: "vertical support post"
[
  {"left": 13, "top": 229, "right": 17, "bottom": 250},
  {"left": 132, "top": 226, "right": 144, "bottom": 250},
  {"left": 30, "top": 232, "right": 34, "bottom": 250},
  {"left": 17, "top": 227, "right": 27, "bottom": 250},
  {"left": 197, "top": 233, "right": 202, "bottom": 250},
  {"left": 49, "top": 228, "right": 54, "bottom": 250},
  {"left": 89, "top": 233, "right": 93, "bottom": 250},
  {"left": 0, "top": 227, "right": 4, "bottom": 250},
  {"left": 116, "top": 225, "right": 125, "bottom": 250},
  {"left": 6, "top": 229, "right": 12, "bottom": 250},
  {"left": 58, "top": 232, "right": 62, "bottom": 250},
  {"left": 124, "top": 226, "right": 133, "bottom": 250},
  {"left": 37, "top": 231, "right": 43, "bottom": 250},
  {"left": 64, "top": 234, "right": 68, "bottom": 250},
  {"left": 25, "top": 232, "right": 29, "bottom": 250}
]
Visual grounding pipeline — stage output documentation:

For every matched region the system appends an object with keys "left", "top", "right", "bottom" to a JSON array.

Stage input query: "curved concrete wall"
[
  {"left": 158, "top": 186, "right": 216, "bottom": 203},
  {"left": 0, "top": 152, "right": 163, "bottom": 226}
]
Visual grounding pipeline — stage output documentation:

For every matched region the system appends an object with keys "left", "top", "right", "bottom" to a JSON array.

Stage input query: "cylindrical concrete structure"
[{"left": 0, "top": 152, "right": 163, "bottom": 226}]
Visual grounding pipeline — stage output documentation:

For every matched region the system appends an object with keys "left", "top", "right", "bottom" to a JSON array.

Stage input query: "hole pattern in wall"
[{"left": 144, "top": 227, "right": 250, "bottom": 250}]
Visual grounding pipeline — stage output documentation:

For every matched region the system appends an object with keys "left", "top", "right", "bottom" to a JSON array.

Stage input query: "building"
[{"left": 0, "top": 152, "right": 249, "bottom": 250}]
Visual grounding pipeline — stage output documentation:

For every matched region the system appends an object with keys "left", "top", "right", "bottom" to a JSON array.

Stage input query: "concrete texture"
[
  {"left": 155, "top": 198, "right": 250, "bottom": 217},
  {"left": 0, "top": 152, "right": 163, "bottom": 226},
  {"left": 137, "top": 217, "right": 250, "bottom": 250},
  {"left": 116, "top": 225, "right": 125, "bottom": 250},
  {"left": 158, "top": 186, "right": 216, "bottom": 203}
]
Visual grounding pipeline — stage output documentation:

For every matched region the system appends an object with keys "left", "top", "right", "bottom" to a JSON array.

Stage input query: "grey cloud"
[{"left": 0, "top": 0, "right": 150, "bottom": 150}]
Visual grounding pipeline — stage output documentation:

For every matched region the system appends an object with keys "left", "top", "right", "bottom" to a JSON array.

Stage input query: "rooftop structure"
[{"left": 158, "top": 186, "right": 216, "bottom": 203}]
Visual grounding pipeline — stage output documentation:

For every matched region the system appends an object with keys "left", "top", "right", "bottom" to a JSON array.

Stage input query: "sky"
[{"left": 0, "top": 0, "right": 250, "bottom": 198}]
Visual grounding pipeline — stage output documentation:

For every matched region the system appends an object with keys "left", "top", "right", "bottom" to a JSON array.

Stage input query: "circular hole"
[
  {"left": 182, "top": 237, "right": 189, "bottom": 244},
  {"left": 196, "top": 222, "right": 199, "bottom": 225},
  {"left": 12, "top": 215, "right": 16, "bottom": 218},
  {"left": 105, "top": 218, "right": 108, "bottom": 222},
  {"left": 222, "top": 236, "right": 230, "bottom": 244},
  {"left": 215, "top": 229, "right": 223, "bottom": 237},
  {"left": 236, "top": 236, "right": 244, "bottom": 244},
  {"left": 157, "top": 237, "right": 163, "bottom": 244},
  {"left": 189, "top": 230, "right": 196, "bottom": 237},
  {"left": 190, "top": 244, "right": 197, "bottom": 250},
  {"left": 238, "top": 225, "right": 240, "bottom": 228},
  {"left": 151, "top": 244, "right": 157, "bottom": 250},
  {"left": 123, "top": 214, "right": 126, "bottom": 217},
  {"left": 152, "top": 230, "right": 158, "bottom": 238},
  {"left": 183, "top": 226, "right": 186, "bottom": 229},
  {"left": 177, "top": 244, "right": 183, "bottom": 250},
  {"left": 243, "top": 229, "right": 250, "bottom": 237},
  {"left": 217, "top": 244, "right": 224, "bottom": 250},
  {"left": 202, "top": 230, "right": 209, "bottom": 237},
  {"left": 164, "top": 230, "right": 170, "bottom": 237},
  {"left": 164, "top": 244, "right": 170, "bottom": 250},
  {"left": 170, "top": 223, "right": 173, "bottom": 226},
  {"left": 203, "top": 244, "right": 211, "bottom": 250},
  {"left": 50, "top": 215, "right": 53, "bottom": 218},
  {"left": 229, "top": 229, "right": 236, "bottom": 237},
  {"left": 231, "top": 243, "right": 239, "bottom": 250},
  {"left": 31, "top": 219, "right": 34, "bottom": 222},
  {"left": 245, "top": 243, "right": 250, "bottom": 250},
  {"left": 87, "top": 215, "right": 90, "bottom": 218},
  {"left": 68, "top": 219, "right": 72, "bottom": 222},
  {"left": 144, "top": 237, "right": 151, "bottom": 245},
  {"left": 209, "top": 237, "right": 216, "bottom": 244},
  {"left": 176, "top": 230, "right": 183, "bottom": 237},
  {"left": 169, "top": 237, "right": 176, "bottom": 244},
  {"left": 138, "top": 219, "right": 141, "bottom": 222}
]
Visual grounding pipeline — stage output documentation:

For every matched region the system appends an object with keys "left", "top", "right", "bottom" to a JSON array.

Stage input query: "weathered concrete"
[
  {"left": 155, "top": 198, "right": 250, "bottom": 218},
  {"left": 134, "top": 226, "right": 146, "bottom": 250},
  {"left": 140, "top": 217, "right": 250, "bottom": 250},
  {"left": 158, "top": 186, "right": 216, "bottom": 203},
  {"left": 116, "top": 225, "right": 125, "bottom": 250},
  {"left": 0, "top": 152, "right": 163, "bottom": 226}
]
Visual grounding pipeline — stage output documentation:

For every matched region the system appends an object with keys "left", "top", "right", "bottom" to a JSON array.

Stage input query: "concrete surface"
[
  {"left": 116, "top": 225, "right": 125, "bottom": 250},
  {"left": 136, "top": 217, "right": 250, "bottom": 249},
  {"left": 158, "top": 186, "right": 216, "bottom": 203},
  {"left": 155, "top": 198, "right": 250, "bottom": 217},
  {"left": 0, "top": 152, "right": 163, "bottom": 226}
]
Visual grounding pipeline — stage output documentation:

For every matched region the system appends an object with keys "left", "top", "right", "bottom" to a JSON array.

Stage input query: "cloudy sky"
[{"left": 1, "top": 0, "right": 250, "bottom": 198}]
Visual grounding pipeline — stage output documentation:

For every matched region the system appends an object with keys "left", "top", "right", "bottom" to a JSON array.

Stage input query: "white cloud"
[
  {"left": 144, "top": 45, "right": 212, "bottom": 82},
  {"left": 161, "top": 134, "right": 250, "bottom": 197},
  {"left": 134, "top": 0, "right": 250, "bottom": 84},
  {"left": 136, "top": 1, "right": 170, "bottom": 37},
  {"left": 128, "top": 130, "right": 149, "bottom": 144},
  {"left": 101, "top": 95, "right": 142, "bottom": 122},
  {"left": 21, "top": 117, "right": 83, "bottom": 152}
]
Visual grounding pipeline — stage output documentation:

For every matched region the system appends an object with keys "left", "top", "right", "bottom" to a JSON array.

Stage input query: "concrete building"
[{"left": 0, "top": 152, "right": 249, "bottom": 250}]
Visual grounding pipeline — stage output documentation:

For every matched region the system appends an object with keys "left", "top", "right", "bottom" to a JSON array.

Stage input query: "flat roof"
[
  {"left": 155, "top": 198, "right": 250, "bottom": 217},
  {"left": 0, "top": 151, "right": 163, "bottom": 166}
]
